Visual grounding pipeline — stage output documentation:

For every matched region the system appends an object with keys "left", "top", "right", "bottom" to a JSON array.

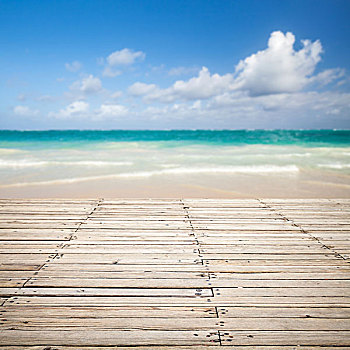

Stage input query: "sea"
[{"left": 0, "top": 130, "right": 349, "bottom": 198}]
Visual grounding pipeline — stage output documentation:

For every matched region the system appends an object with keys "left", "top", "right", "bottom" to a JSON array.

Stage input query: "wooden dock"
[{"left": 0, "top": 198, "right": 349, "bottom": 348}]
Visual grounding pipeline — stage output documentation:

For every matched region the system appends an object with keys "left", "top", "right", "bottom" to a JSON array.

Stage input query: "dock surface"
[{"left": 0, "top": 198, "right": 349, "bottom": 349}]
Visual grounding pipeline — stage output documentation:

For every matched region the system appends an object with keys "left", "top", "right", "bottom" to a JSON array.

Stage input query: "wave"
[
  {"left": 0, "top": 160, "right": 48, "bottom": 168},
  {"left": 318, "top": 163, "right": 350, "bottom": 169},
  {"left": 0, "top": 165, "right": 299, "bottom": 188},
  {"left": 0, "top": 160, "right": 133, "bottom": 168}
]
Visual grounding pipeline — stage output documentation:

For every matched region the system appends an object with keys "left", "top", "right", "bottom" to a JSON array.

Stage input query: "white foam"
[
  {"left": 318, "top": 163, "right": 350, "bottom": 169},
  {"left": 0, "top": 165, "right": 299, "bottom": 188},
  {"left": 0, "top": 160, "right": 48, "bottom": 168},
  {"left": 0, "top": 159, "right": 132, "bottom": 168}
]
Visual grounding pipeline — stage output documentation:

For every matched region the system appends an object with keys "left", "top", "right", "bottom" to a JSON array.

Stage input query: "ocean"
[{"left": 0, "top": 130, "right": 349, "bottom": 198}]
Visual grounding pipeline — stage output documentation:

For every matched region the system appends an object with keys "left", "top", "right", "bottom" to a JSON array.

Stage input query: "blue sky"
[{"left": 1, "top": 0, "right": 349, "bottom": 129}]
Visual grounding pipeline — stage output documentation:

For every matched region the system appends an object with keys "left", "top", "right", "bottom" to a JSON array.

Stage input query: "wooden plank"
[
  {"left": 0, "top": 330, "right": 220, "bottom": 346},
  {"left": 0, "top": 198, "right": 349, "bottom": 348},
  {"left": 1, "top": 317, "right": 349, "bottom": 331},
  {"left": 216, "top": 306, "right": 350, "bottom": 318},
  {"left": 0, "top": 287, "right": 212, "bottom": 297},
  {"left": 50, "top": 253, "right": 340, "bottom": 261},
  {"left": 7, "top": 296, "right": 350, "bottom": 306},
  {"left": 26, "top": 278, "right": 350, "bottom": 289},
  {"left": 0, "top": 347, "right": 348, "bottom": 350},
  {"left": 0, "top": 264, "right": 42, "bottom": 271},
  {"left": 219, "top": 331, "right": 350, "bottom": 345},
  {"left": 0, "top": 306, "right": 217, "bottom": 318},
  {"left": 2, "top": 306, "right": 349, "bottom": 319},
  {"left": 39, "top": 264, "right": 208, "bottom": 272},
  {"left": 212, "top": 287, "right": 350, "bottom": 297},
  {"left": 26, "top": 279, "right": 211, "bottom": 288},
  {"left": 0, "top": 278, "right": 27, "bottom": 287},
  {"left": 208, "top": 280, "right": 350, "bottom": 288},
  {"left": 27, "top": 271, "right": 209, "bottom": 278},
  {"left": 203, "top": 259, "right": 347, "bottom": 266}
]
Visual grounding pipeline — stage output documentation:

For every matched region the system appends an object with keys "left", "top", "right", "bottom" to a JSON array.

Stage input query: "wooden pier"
[{"left": 0, "top": 198, "right": 349, "bottom": 348}]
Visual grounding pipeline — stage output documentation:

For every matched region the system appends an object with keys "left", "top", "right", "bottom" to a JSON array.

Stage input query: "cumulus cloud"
[
  {"left": 65, "top": 61, "right": 82, "bottom": 72},
  {"left": 128, "top": 82, "right": 158, "bottom": 96},
  {"left": 95, "top": 104, "right": 128, "bottom": 118},
  {"left": 129, "top": 67, "right": 233, "bottom": 103},
  {"left": 49, "top": 102, "right": 128, "bottom": 120},
  {"left": 233, "top": 31, "right": 323, "bottom": 96},
  {"left": 103, "top": 48, "right": 145, "bottom": 77},
  {"left": 70, "top": 75, "right": 102, "bottom": 94},
  {"left": 107, "top": 48, "right": 145, "bottom": 66},
  {"left": 170, "top": 67, "right": 233, "bottom": 100},
  {"left": 49, "top": 101, "right": 89, "bottom": 118},
  {"left": 128, "top": 31, "right": 344, "bottom": 105},
  {"left": 13, "top": 105, "right": 39, "bottom": 116}
]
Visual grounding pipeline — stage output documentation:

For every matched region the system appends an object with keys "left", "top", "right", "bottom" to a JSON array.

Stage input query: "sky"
[{"left": 1, "top": 0, "right": 350, "bottom": 130}]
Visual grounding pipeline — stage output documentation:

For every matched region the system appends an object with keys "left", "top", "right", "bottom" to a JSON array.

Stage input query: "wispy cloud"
[
  {"left": 168, "top": 66, "right": 199, "bottom": 76},
  {"left": 65, "top": 61, "right": 82, "bottom": 72},
  {"left": 13, "top": 105, "right": 39, "bottom": 116}
]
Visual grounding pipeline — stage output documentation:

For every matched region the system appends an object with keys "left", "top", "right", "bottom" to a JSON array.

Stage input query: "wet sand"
[{"left": 1, "top": 169, "right": 350, "bottom": 198}]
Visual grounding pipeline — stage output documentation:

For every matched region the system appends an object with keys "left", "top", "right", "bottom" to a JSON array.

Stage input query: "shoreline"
[{"left": 1, "top": 170, "right": 350, "bottom": 199}]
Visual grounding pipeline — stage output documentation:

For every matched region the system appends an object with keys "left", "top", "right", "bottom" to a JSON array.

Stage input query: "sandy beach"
[
  {"left": 1, "top": 130, "right": 350, "bottom": 199},
  {"left": 1, "top": 168, "right": 350, "bottom": 199}
]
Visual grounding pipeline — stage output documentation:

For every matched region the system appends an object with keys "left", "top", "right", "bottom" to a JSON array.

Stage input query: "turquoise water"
[
  {"left": 1, "top": 130, "right": 350, "bottom": 148},
  {"left": 0, "top": 130, "right": 349, "bottom": 190}
]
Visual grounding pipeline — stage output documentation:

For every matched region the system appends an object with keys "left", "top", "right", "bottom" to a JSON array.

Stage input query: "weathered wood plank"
[
  {"left": 0, "top": 347, "right": 348, "bottom": 350},
  {"left": 0, "top": 287, "right": 212, "bottom": 297},
  {"left": 0, "top": 306, "right": 217, "bottom": 318},
  {"left": 212, "top": 287, "right": 350, "bottom": 297},
  {"left": 26, "top": 278, "right": 350, "bottom": 289},
  {"left": 0, "top": 330, "right": 220, "bottom": 346},
  {"left": 0, "top": 198, "right": 349, "bottom": 348},
  {"left": 1, "top": 317, "right": 349, "bottom": 331},
  {"left": 219, "top": 331, "right": 350, "bottom": 345},
  {"left": 6, "top": 296, "right": 350, "bottom": 306}
]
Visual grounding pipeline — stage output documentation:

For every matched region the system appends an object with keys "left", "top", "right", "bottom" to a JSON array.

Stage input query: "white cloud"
[
  {"left": 128, "top": 67, "right": 233, "bottom": 103},
  {"left": 37, "top": 95, "right": 55, "bottom": 103},
  {"left": 49, "top": 101, "right": 89, "bottom": 119},
  {"left": 207, "top": 90, "right": 350, "bottom": 119},
  {"left": 128, "top": 82, "right": 158, "bottom": 96},
  {"left": 309, "top": 68, "right": 345, "bottom": 86},
  {"left": 49, "top": 102, "right": 129, "bottom": 120},
  {"left": 95, "top": 104, "right": 128, "bottom": 118},
  {"left": 128, "top": 31, "right": 344, "bottom": 105},
  {"left": 102, "top": 66, "right": 122, "bottom": 78},
  {"left": 102, "top": 48, "right": 145, "bottom": 77},
  {"left": 111, "top": 91, "right": 123, "bottom": 99},
  {"left": 65, "top": 61, "right": 82, "bottom": 72},
  {"left": 171, "top": 67, "right": 233, "bottom": 100},
  {"left": 70, "top": 75, "right": 102, "bottom": 94},
  {"left": 13, "top": 105, "right": 39, "bottom": 116},
  {"left": 168, "top": 66, "right": 199, "bottom": 76},
  {"left": 79, "top": 75, "right": 102, "bottom": 93},
  {"left": 233, "top": 31, "right": 323, "bottom": 96},
  {"left": 107, "top": 48, "right": 145, "bottom": 66}
]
